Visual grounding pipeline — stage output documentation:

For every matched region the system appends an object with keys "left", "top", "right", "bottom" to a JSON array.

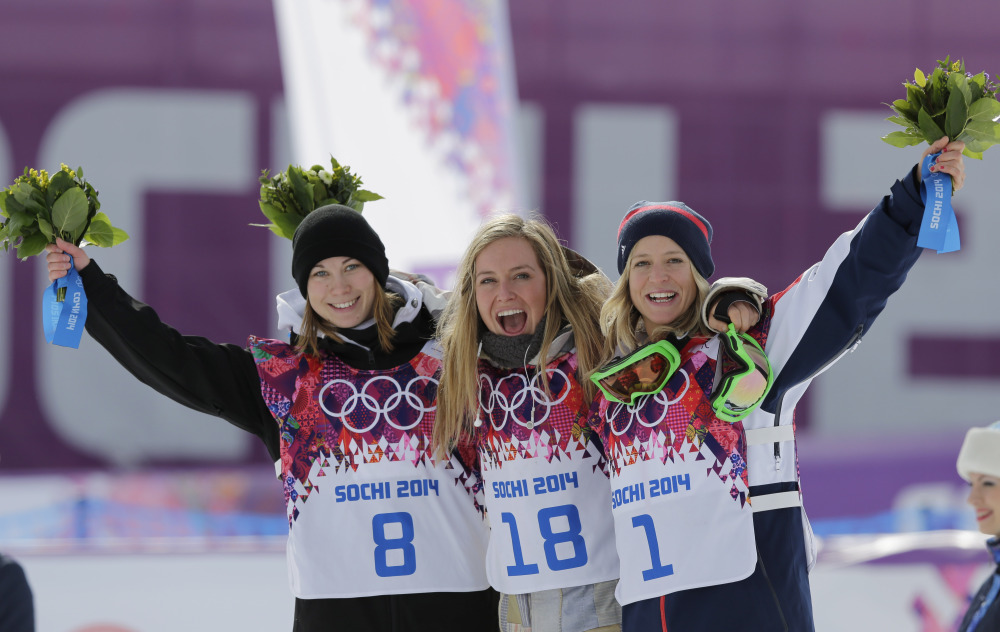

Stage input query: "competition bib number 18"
[{"left": 501, "top": 504, "right": 589, "bottom": 576}]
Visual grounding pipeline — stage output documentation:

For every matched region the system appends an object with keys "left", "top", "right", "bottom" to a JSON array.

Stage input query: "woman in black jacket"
[{"left": 45, "top": 205, "right": 497, "bottom": 632}]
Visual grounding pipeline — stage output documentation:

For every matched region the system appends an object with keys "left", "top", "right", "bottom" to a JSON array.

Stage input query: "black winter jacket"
[{"left": 79, "top": 262, "right": 498, "bottom": 632}]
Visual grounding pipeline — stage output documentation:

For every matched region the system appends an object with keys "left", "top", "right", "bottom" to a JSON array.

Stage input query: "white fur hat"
[{"left": 956, "top": 421, "right": 1000, "bottom": 482}]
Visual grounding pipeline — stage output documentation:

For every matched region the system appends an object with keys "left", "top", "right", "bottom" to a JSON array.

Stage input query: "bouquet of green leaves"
[
  {"left": 0, "top": 164, "right": 129, "bottom": 261},
  {"left": 882, "top": 56, "right": 1000, "bottom": 159},
  {"left": 255, "top": 156, "right": 383, "bottom": 240}
]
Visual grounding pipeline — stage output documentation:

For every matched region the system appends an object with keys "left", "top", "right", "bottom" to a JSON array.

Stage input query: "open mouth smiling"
[
  {"left": 647, "top": 291, "right": 677, "bottom": 304},
  {"left": 497, "top": 308, "right": 528, "bottom": 334}
]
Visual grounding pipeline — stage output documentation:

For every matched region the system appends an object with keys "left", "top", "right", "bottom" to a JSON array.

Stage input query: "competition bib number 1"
[
  {"left": 632, "top": 513, "right": 674, "bottom": 581},
  {"left": 501, "top": 504, "right": 589, "bottom": 576}
]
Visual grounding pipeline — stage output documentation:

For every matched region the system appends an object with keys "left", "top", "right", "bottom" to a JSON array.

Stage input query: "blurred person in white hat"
[{"left": 955, "top": 420, "right": 1000, "bottom": 632}]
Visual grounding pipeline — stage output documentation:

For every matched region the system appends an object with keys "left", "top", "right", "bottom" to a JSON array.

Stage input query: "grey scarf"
[{"left": 480, "top": 315, "right": 549, "bottom": 369}]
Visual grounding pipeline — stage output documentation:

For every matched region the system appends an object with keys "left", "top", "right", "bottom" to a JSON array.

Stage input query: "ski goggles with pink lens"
[{"left": 710, "top": 323, "right": 773, "bottom": 422}]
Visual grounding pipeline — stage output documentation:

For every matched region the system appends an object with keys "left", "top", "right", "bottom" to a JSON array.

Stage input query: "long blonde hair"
[
  {"left": 296, "top": 279, "right": 404, "bottom": 357},
  {"left": 598, "top": 251, "right": 712, "bottom": 362},
  {"left": 434, "top": 213, "right": 611, "bottom": 453}
]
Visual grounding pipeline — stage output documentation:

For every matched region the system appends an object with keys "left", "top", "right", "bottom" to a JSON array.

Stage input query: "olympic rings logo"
[
  {"left": 478, "top": 368, "right": 570, "bottom": 431},
  {"left": 318, "top": 375, "right": 438, "bottom": 433},
  {"left": 607, "top": 369, "right": 691, "bottom": 437}
]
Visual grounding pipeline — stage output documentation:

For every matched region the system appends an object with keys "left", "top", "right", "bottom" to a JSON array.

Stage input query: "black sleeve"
[
  {"left": 80, "top": 260, "right": 281, "bottom": 461},
  {"left": 0, "top": 553, "right": 34, "bottom": 632}
]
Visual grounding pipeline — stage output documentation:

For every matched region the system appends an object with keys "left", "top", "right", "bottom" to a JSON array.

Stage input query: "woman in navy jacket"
[{"left": 589, "top": 138, "right": 966, "bottom": 631}]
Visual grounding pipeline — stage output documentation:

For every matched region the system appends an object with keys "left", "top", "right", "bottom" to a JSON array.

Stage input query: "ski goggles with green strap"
[
  {"left": 590, "top": 340, "right": 681, "bottom": 406},
  {"left": 710, "top": 323, "right": 774, "bottom": 422},
  {"left": 591, "top": 326, "right": 774, "bottom": 421}
]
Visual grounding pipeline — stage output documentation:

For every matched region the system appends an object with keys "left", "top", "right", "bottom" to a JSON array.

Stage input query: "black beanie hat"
[
  {"left": 291, "top": 205, "right": 389, "bottom": 298},
  {"left": 616, "top": 201, "right": 714, "bottom": 278}
]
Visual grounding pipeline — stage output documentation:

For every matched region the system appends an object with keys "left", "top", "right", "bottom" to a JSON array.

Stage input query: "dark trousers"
[
  {"left": 622, "top": 500, "right": 815, "bottom": 632},
  {"left": 293, "top": 588, "right": 500, "bottom": 632}
]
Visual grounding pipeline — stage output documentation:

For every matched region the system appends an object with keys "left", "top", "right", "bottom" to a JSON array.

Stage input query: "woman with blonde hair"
[
  {"left": 435, "top": 213, "right": 758, "bottom": 632},
  {"left": 435, "top": 213, "right": 610, "bottom": 439},
  {"left": 434, "top": 213, "right": 619, "bottom": 632},
  {"left": 588, "top": 138, "right": 967, "bottom": 632}
]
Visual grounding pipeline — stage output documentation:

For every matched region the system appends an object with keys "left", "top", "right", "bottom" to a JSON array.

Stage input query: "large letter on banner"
[{"left": 272, "top": 0, "right": 522, "bottom": 284}]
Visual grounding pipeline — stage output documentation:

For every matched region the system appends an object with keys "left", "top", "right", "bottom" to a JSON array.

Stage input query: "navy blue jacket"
[
  {"left": 625, "top": 165, "right": 926, "bottom": 632},
  {"left": 957, "top": 538, "right": 1000, "bottom": 632}
]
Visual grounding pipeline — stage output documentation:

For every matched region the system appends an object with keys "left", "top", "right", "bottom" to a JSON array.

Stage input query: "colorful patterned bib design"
[
  {"left": 474, "top": 352, "right": 619, "bottom": 593},
  {"left": 589, "top": 336, "right": 761, "bottom": 604},
  {"left": 249, "top": 337, "right": 490, "bottom": 598},
  {"left": 476, "top": 352, "right": 605, "bottom": 468},
  {"left": 250, "top": 337, "right": 478, "bottom": 525},
  {"left": 593, "top": 337, "right": 750, "bottom": 505}
]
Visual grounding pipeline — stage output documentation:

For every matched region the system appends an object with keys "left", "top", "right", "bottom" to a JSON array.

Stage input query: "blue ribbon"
[
  {"left": 42, "top": 256, "right": 88, "bottom": 348},
  {"left": 916, "top": 152, "right": 960, "bottom": 253}
]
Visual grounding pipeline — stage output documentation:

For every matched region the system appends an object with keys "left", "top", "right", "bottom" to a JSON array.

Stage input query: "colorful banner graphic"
[{"left": 272, "top": 0, "right": 522, "bottom": 282}]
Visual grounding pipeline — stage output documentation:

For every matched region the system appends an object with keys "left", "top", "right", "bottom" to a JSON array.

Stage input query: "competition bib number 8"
[
  {"left": 501, "top": 504, "right": 589, "bottom": 576},
  {"left": 373, "top": 512, "right": 416, "bottom": 577}
]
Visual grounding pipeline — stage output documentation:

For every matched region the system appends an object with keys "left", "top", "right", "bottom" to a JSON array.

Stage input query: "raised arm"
[
  {"left": 45, "top": 238, "right": 281, "bottom": 460},
  {"left": 761, "top": 139, "right": 967, "bottom": 406}
]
